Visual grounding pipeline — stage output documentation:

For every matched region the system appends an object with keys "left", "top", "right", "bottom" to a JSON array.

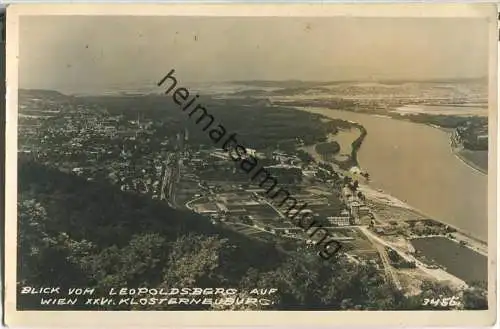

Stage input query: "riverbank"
[
  {"left": 294, "top": 105, "right": 488, "bottom": 242},
  {"left": 275, "top": 99, "right": 489, "bottom": 176},
  {"left": 360, "top": 180, "right": 488, "bottom": 250},
  {"left": 453, "top": 148, "right": 488, "bottom": 175},
  {"left": 303, "top": 126, "right": 485, "bottom": 250},
  {"left": 359, "top": 226, "right": 467, "bottom": 289},
  {"left": 293, "top": 107, "right": 367, "bottom": 170},
  {"left": 354, "top": 142, "right": 488, "bottom": 250},
  {"left": 359, "top": 178, "right": 487, "bottom": 285},
  {"left": 295, "top": 106, "right": 487, "bottom": 287},
  {"left": 377, "top": 110, "right": 489, "bottom": 175},
  {"left": 449, "top": 127, "right": 488, "bottom": 175},
  {"left": 292, "top": 106, "right": 488, "bottom": 243}
]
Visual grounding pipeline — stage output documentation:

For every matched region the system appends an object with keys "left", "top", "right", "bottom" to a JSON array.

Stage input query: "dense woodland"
[{"left": 78, "top": 94, "right": 338, "bottom": 151}]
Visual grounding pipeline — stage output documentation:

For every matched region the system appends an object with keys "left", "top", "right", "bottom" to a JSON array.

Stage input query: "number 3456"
[{"left": 422, "top": 296, "right": 461, "bottom": 307}]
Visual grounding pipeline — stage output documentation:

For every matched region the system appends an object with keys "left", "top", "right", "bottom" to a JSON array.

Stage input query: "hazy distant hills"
[
  {"left": 229, "top": 77, "right": 488, "bottom": 87},
  {"left": 19, "top": 89, "right": 70, "bottom": 100},
  {"left": 19, "top": 75, "right": 488, "bottom": 98},
  {"left": 19, "top": 88, "right": 157, "bottom": 98}
]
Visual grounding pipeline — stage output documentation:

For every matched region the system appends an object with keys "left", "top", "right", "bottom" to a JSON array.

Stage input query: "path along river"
[{"left": 297, "top": 107, "right": 488, "bottom": 243}]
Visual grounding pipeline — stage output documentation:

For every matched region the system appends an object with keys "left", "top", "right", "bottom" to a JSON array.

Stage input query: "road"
[
  {"left": 359, "top": 226, "right": 467, "bottom": 288},
  {"left": 253, "top": 193, "right": 289, "bottom": 221},
  {"left": 159, "top": 154, "right": 172, "bottom": 202},
  {"left": 160, "top": 152, "right": 181, "bottom": 208},
  {"left": 362, "top": 227, "right": 402, "bottom": 290},
  {"left": 185, "top": 196, "right": 207, "bottom": 211},
  {"left": 300, "top": 142, "right": 470, "bottom": 289}
]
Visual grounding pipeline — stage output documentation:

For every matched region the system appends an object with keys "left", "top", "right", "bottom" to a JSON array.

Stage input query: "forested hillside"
[{"left": 17, "top": 159, "right": 425, "bottom": 311}]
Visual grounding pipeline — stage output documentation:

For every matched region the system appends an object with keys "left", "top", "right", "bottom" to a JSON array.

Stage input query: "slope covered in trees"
[
  {"left": 17, "top": 159, "right": 486, "bottom": 311},
  {"left": 17, "top": 159, "right": 285, "bottom": 310}
]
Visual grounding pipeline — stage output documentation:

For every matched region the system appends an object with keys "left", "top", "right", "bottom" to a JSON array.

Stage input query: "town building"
[
  {"left": 358, "top": 205, "right": 371, "bottom": 217},
  {"left": 350, "top": 216, "right": 361, "bottom": 225},
  {"left": 266, "top": 164, "right": 303, "bottom": 184},
  {"left": 328, "top": 216, "right": 351, "bottom": 226},
  {"left": 349, "top": 200, "right": 361, "bottom": 217}
]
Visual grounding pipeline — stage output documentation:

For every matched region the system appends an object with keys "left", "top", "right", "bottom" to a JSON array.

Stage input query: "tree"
[
  {"left": 296, "top": 150, "right": 314, "bottom": 164},
  {"left": 18, "top": 199, "right": 51, "bottom": 285},
  {"left": 462, "top": 281, "right": 488, "bottom": 310},
  {"left": 162, "top": 234, "right": 235, "bottom": 287},
  {"left": 352, "top": 180, "right": 359, "bottom": 191},
  {"left": 399, "top": 281, "right": 459, "bottom": 310}
]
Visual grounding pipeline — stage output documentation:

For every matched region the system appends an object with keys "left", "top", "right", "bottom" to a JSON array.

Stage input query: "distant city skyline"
[{"left": 19, "top": 16, "right": 490, "bottom": 94}]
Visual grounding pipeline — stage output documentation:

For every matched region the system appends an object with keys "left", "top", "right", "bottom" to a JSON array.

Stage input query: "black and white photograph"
[{"left": 4, "top": 3, "right": 497, "bottom": 327}]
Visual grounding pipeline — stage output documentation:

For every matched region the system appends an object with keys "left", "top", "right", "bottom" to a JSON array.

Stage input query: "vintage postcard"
[{"left": 3, "top": 3, "right": 498, "bottom": 327}]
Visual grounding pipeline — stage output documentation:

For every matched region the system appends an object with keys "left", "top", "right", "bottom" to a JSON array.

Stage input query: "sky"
[{"left": 19, "top": 16, "right": 490, "bottom": 93}]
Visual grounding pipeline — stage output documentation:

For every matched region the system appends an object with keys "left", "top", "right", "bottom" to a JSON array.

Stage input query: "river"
[{"left": 297, "top": 107, "right": 488, "bottom": 243}]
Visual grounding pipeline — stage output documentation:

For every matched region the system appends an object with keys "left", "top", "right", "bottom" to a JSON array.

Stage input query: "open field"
[{"left": 368, "top": 200, "right": 427, "bottom": 224}]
